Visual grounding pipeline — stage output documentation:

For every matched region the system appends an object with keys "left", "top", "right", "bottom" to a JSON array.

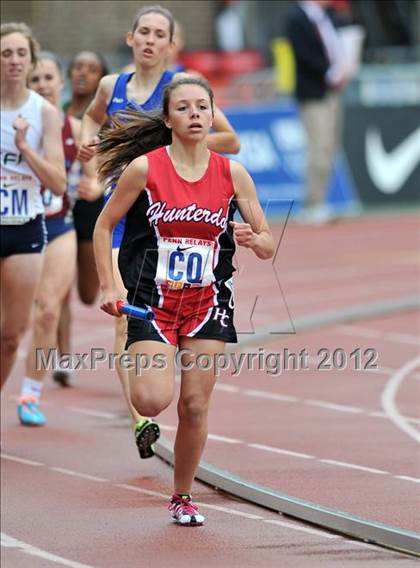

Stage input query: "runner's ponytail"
[{"left": 96, "top": 110, "right": 172, "bottom": 184}]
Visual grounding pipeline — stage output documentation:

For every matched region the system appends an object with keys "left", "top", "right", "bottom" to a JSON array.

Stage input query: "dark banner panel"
[{"left": 343, "top": 105, "right": 420, "bottom": 204}]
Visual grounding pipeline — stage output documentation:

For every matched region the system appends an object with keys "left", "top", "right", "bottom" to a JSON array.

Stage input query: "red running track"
[
  {"left": 1, "top": 213, "right": 419, "bottom": 566},
  {"left": 233, "top": 214, "right": 419, "bottom": 331},
  {"left": 161, "top": 311, "right": 420, "bottom": 532}
]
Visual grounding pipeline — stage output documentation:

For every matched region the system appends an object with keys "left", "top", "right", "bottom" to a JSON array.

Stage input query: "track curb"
[
  {"left": 155, "top": 295, "right": 420, "bottom": 554},
  {"left": 155, "top": 438, "right": 420, "bottom": 555},
  {"left": 226, "top": 295, "right": 420, "bottom": 350}
]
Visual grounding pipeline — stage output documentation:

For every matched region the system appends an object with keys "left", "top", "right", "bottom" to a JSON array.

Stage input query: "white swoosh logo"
[{"left": 365, "top": 126, "right": 420, "bottom": 194}]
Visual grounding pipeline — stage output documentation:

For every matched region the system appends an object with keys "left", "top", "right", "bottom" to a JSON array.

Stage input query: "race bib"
[
  {"left": 42, "top": 189, "right": 63, "bottom": 216},
  {"left": 0, "top": 174, "right": 39, "bottom": 225},
  {"left": 156, "top": 237, "right": 215, "bottom": 289}
]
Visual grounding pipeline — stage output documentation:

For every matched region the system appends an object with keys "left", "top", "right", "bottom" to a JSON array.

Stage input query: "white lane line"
[
  {"left": 5, "top": 394, "right": 416, "bottom": 484},
  {"left": 115, "top": 485, "right": 262, "bottom": 520},
  {"left": 387, "top": 333, "right": 420, "bottom": 345},
  {"left": 1, "top": 532, "right": 93, "bottom": 568},
  {"left": 214, "top": 383, "right": 239, "bottom": 393},
  {"left": 2, "top": 454, "right": 414, "bottom": 543},
  {"left": 1, "top": 454, "right": 44, "bottom": 466},
  {"left": 369, "top": 366, "right": 420, "bottom": 381},
  {"left": 243, "top": 389, "right": 299, "bottom": 403},
  {"left": 70, "top": 407, "right": 119, "bottom": 419},
  {"left": 394, "top": 476, "right": 420, "bottom": 484},
  {"left": 368, "top": 410, "right": 388, "bottom": 418},
  {"left": 247, "top": 444, "right": 418, "bottom": 479},
  {"left": 114, "top": 484, "right": 167, "bottom": 498},
  {"left": 336, "top": 325, "right": 382, "bottom": 339},
  {"left": 263, "top": 519, "right": 339, "bottom": 539},
  {"left": 10, "top": 377, "right": 420, "bottom": 428},
  {"left": 368, "top": 410, "right": 420, "bottom": 425},
  {"left": 243, "top": 260, "right": 416, "bottom": 287},
  {"left": 248, "top": 443, "right": 314, "bottom": 460},
  {"left": 4, "top": 399, "right": 416, "bottom": 487},
  {"left": 319, "top": 460, "right": 389, "bottom": 475},
  {"left": 4, "top": 447, "right": 415, "bottom": 489},
  {"left": 66, "top": 397, "right": 420, "bottom": 426},
  {"left": 336, "top": 324, "right": 420, "bottom": 346},
  {"left": 196, "top": 503, "right": 264, "bottom": 520},
  {"left": 305, "top": 400, "right": 364, "bottom": 414},
  {"left": 49, "top": 467, "right": 108, "bottom": 482},
  {"left": 207, "top": 433, "right": 243, "bottom": 444},
  {"left": 215, "top": 384, "right": 420, "bottom": 424},
  {"left": 381, "top": 356, "right": 420, "bottom": 443},
  {"left": 282, "top": 279, "right": 417, "bottom": 308},
  {"left": 8, "top": 398, "right": 411, "bottom": 484},
  {"left": 159, "top": 424, "right": 177, "bottom": 432},
  {"left": 114, "top": 483, "right": 332, "bottom": 537}
]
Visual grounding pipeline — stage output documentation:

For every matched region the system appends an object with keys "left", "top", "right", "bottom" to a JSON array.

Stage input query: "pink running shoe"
[{"left": 168, "top": 495, "right": 205, "bottom": 526}]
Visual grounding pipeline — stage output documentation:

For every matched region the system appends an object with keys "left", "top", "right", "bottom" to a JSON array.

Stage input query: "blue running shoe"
[{"left": 18, "top": 397, "right": 46, "bottom": 426}]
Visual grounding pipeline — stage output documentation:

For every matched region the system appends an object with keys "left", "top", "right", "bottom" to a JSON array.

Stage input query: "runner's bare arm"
[
  {"left": 79, "top": 74, "right": 118, "bottom": 161},
  {"left": 230, "top": 160, "right": 274, "bottom": 259},
  {"left": 68, "top": 115, "right": 104, "bottom": 200},
  {"left": 206, "top": 106, "right": 240, "bottom": 154},
  {"left": 93, "top": 156, "right": 149, "bottom": 292},
  {"left": 14, "top": 101, "right": 66, "bottom": 195}
]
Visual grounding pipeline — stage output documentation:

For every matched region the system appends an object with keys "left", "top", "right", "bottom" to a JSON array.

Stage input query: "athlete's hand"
[
  {"left": 13, "top": 115, "right": 30, "bottom": 151},
  {"left": 77, "top": 174, "right": 104, "bottom": 201},
  {"left": 78, "top": 137, "right": 99, "bottom": 162},
  {"left": 100, "top": 289, "right": 123, "bottom": 317},
  {"left": 330, "top": 76, "right": 347, "bottom": 92},
  {"left": 230, "top": 221, "right": 257, "bottom": 249}
]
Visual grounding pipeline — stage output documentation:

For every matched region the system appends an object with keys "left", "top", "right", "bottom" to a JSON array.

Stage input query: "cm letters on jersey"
[{"left": 0, "top": 175, "right": 38, "bottom": 224}]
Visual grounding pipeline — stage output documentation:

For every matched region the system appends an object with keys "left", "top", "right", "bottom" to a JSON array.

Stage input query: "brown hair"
[
  {"left": 131, "top": 4, "right": 175, "bottom": 40},
  {"left": 97, "top": 76, "right": 215, "bottom": 184},
  {"left": 37, "top": 51, "right": 63, "bottom": 76},
  {"left": 0, "top": 22, "right": 40, "bottom": 65}
]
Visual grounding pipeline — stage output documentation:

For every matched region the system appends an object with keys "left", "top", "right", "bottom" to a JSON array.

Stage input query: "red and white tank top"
[{"left": 119, "top": 146, "right": 237, "bottom": 307}]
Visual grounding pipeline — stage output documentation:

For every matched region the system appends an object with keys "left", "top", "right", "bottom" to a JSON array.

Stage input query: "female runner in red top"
[
  {"left": 79, "top": 4, "right": 240, "bottom": 461},
  {"left": 93, "top": 76, "right": 274, "bottom": 526}
]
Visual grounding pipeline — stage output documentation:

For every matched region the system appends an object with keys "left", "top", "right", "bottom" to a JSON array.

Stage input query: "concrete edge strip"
[
  {"left": 227, "top": 295, "right": 420, "bottom": 350},
  {"left": 155, "top": 438, "right": 420, "bottom": 556},
  {"left": 155, "top": 296, "right": 420, "bottom": 554}
]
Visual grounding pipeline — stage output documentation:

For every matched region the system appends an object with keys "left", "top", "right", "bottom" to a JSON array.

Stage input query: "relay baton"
[{"left": 116, "top": 300, "right": 155, "bottom": 321}]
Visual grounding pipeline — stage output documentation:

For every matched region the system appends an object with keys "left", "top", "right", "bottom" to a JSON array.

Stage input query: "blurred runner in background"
[
  {"left": 1, "top": 24, "right": 65, "bottom": 395},
  {"left": 56, "top": 50, "right": 109, "bottom": 387},
  {"left": 17, "top": 52, "right": 78, "bottom": 425}
]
